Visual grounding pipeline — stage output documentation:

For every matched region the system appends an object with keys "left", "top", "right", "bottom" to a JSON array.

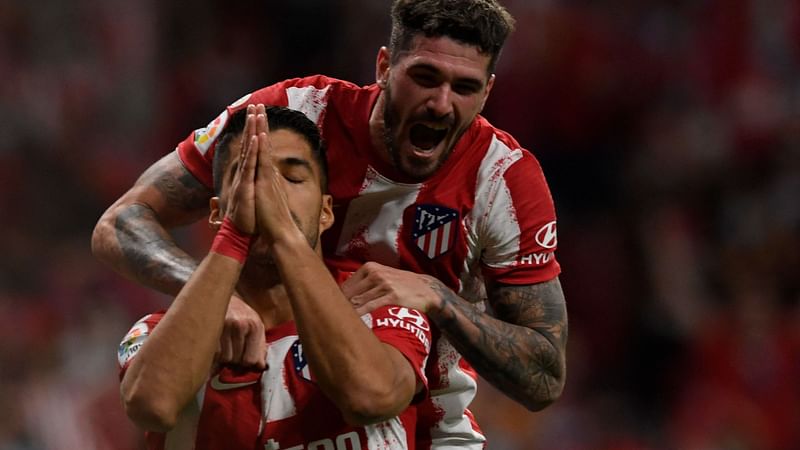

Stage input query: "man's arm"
[
  {"left": 91, "top": 151, "right": 210, "bottom": 295},
  {"left": 252, "top": 124, "right": 423, "bottom": 425},
  {"left": 431, "top": 277, "right": 567, "bottom": 411},
  {"left": 93, "top": 149, "right": 267, "bottom": 368},
  {"left": 120, "top": 251, "right": 242, "bottom": 431},
  {"left": 343, "top": 264, "right": 567, "bottom": 411},
  {"left": 120, "top": 115, "right": 262, "bottom": 431}
]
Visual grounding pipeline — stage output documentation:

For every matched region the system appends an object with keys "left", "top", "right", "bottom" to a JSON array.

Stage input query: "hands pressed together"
[
  {"left": 225, "top": 103, "right": 300, "bottom": 245},
  {"left": 218, "top": 104, "right": 448, "bottom": 369}
]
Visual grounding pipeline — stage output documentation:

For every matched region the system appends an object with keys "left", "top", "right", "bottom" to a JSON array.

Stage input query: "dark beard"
[
  {"left": 244, "top": 210, "right": 319, "bottom": 268},
  {"left": 382, "top": 83, "right": 404, "bottom": 172},
  {"left": 380, "top": 82, "right": 462, "bottom": 181}
]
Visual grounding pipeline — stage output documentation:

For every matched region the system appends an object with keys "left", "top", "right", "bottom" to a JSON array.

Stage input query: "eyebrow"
[
  {"left": 409, "top": 63, "right": 485, "bottom": 90},
  {"left": 277, "top": 156, "right": 314, "bottom": 173}
]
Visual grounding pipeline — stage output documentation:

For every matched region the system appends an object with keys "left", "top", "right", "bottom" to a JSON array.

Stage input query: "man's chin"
[
  {"left": 400, "top": 149, "right": 447, "bottom": 180},
  {"left": 244, "top": 253, "right": 275, "bottom": 268}
]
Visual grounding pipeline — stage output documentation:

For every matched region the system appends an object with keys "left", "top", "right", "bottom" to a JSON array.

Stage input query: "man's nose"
[{"left": 425, "top": 84, "right": 454, "bottom": 118}]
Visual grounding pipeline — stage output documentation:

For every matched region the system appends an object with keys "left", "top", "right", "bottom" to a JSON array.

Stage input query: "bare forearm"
[
  {"left": 121, "top": 252, "right": 242, "bottom": 428},
  {"left": 98, "top": 203, "right": 198, "bottom": 295},
  {"left": 427, "top": 278, "right": 568, "bottom": 411},
  {"left": 91, "top": 151, "right": 212, "bottom": 296},
  {"left": 272, "top": 239, "right": 416, "bottom": 421}
]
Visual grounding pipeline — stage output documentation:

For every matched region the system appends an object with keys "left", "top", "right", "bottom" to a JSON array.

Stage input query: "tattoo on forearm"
[
  {"left": 428, "top": 278, "right": 568, "bottom": 409},
  {"left": 115, "top": 204, "right": 198, "bottom": 295}
]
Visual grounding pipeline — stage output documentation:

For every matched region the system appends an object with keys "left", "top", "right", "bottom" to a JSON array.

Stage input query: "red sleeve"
[
  {"left": 328, "top": 267, "right": 431, "bottom": 395},
  {"left": 117, "top": 311, "right": 165, "bottom": 379},
  {"left": 367, "top": 306, "right": 432, "bottom": 398},
  {"left": 480, "top": 148, "right": 561, "bottom": 285},
  {"left": 176, "top": 75, "right": 340, "bottom": 189}
]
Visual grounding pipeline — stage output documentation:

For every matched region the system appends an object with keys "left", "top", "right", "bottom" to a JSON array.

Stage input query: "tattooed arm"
[
  {"left": 344, "top": 263, "right": 567, "bottom": 411},
  {"left": 91, "top": 151, "right": 211, "bottom": 295},
  {"left": 431, "top": 277, "right": 567, "bottom": 411}
]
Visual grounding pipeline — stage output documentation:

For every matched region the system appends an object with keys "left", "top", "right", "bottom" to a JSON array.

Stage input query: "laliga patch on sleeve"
[
  {"left": 117, "top": 316, "right": 153, "bottom": 368},
  {"left": 193, "top": 109, "right": 230, "bottom": 155}
]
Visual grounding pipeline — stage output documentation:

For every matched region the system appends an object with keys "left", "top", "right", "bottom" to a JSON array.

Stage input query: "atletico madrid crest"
[{"left": 411, "top": 204, "right": 459, "bottom": 259}]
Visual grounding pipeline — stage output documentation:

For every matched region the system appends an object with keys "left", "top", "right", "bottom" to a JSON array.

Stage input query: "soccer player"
[
  {"left": 118, "top": 105, "right": 432, "bottom": 449},
  {"left": 96, "top": 0, "right": 567, "bottom": 446}
]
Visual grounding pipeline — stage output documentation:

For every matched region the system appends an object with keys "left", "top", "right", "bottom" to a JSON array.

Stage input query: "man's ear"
[
  {"left": 375, "top": 46, "right": 391, "bottom": 89},
  {"left": 209, "top": 197, "right": 223, "bottom": 230},
  {"left": 319, "top": 194, "right": 334, "bottom": 233}
]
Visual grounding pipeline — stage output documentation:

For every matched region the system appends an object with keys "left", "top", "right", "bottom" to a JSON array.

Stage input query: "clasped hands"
[{"left": 218, "top": 104, "right": 447, "bottom": 370}]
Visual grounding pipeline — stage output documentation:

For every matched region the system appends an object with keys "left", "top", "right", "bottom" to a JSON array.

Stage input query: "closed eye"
[{"left": 283, "top": 175, "right": 305, "bottom": 184}]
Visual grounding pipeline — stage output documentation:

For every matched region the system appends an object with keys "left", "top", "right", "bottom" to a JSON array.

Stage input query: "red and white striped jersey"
[
  {"left": 176, "top": 75, "right": 561, "bottom": 448},
  {"left": 118, "top": 304, "right": 431, "bottom": 450}
]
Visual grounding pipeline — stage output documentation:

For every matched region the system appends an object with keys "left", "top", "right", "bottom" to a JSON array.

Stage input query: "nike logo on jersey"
[{"left": 210, "top": 374, "right": 258, "bottom": 391}]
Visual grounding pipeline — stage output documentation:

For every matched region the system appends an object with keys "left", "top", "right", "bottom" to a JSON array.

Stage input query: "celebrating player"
[
  {"left": 118, "top": 105, "right": 431, "bottom": 448},
  {"left": 96, "top": 1, "right": 567, "bottom": 446}
]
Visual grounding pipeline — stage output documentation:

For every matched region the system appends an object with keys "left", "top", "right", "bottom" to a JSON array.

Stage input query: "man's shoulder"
[
  {"left": 454, "top": 115, "right": 542, "bottom": 179},
  {"left": 250, "top": 75, "right": 372, "bottom": 100}
]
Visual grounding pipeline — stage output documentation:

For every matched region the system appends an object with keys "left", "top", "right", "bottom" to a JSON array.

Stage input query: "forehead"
[{"left": 395, "top": 35, "right": 492, "bottom": 81}]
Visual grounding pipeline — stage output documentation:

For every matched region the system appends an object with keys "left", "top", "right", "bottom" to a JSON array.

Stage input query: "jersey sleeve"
[
  {"left": 176, "top": 75, "right": 338, "bottom": 189},
  {"left": 364, "top": 306, "right": 432, "bottom": 398},
  {"left": 117, "top": 311, "right": 165, "bottom": 379},
  {"left": 479, "top": 148, "right": 561, "bottom": 285}
]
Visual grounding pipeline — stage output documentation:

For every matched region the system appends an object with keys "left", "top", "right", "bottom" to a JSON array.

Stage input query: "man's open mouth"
[{"left": 410, "top": 123, "right": 448, "bottom": 151}]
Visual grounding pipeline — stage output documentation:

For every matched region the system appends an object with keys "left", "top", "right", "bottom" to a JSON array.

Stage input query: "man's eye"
[
  {"left": 413, "top": 73, "right": 438, "bottom": 87},
  {"left": 284, "top": 175, "right": 304, "bottom": 184},
  {"left": 453, "top": 83, "right": 479, "bottom": 95}
]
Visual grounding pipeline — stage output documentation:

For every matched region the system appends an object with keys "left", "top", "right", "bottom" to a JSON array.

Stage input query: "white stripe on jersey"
[
  {"left": 364, "top": 419, "right": 410, "bottom": 449},
  {"left": 261, "top": 335, "right": 300, "bottom": 422},
  {"left": 286, "top": 85, "right": 330, "bottom": 124},
  {"left": 439, "top": 221, "right": 452, "bottom": 255},
  {"left": 334, "top": 166, "right": 422, "bottom": 267},
  {"left": 459, "top": 134, "right": 525, "bottom": 302},
  {"left": 429, "top": 337, "right": 486, "bottom": 449}
]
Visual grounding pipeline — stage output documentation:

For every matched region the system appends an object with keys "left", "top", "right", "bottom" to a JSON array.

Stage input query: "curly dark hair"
[{"left": 389, "top": 0, "right": 516, "bottom": 73}]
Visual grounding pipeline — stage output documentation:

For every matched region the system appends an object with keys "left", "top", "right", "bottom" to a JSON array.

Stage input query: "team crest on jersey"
[
  {"left": 193, "top": 109, "right": 229, "bottom": 155},
  {"left": 290, "top": 340, "right": 312, "bottom": 382},
  {"left": 411, "top": 204, "right": 459, "bottom": 259}
]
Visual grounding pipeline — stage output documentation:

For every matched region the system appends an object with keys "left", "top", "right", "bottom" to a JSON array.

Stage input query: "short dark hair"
[
  {"left": 389, "top": 0, "right": 515, "bottom": 73},
  {"left": 212, "top": 106, "right": 328, "bottom": 195}
]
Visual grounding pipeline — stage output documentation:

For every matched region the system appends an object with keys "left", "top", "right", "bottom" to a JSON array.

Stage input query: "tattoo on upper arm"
[
  {"left": 428, "top": 278, "right": 568, "bottom": 406},
  {"left": 149, "top": 158, "right": 211, "bottom": 212}
]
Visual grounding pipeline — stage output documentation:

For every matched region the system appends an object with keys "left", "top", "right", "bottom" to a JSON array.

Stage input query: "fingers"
[
  {"left": 340, "top": 261, "right": 387, "bottom": 298},
  {"left": 242, "top": 326, "right": 267, "bottom": 369},
  {"left": 219, "top": 331, "right": 236, "bottom": 365},
  {"left": 354, "top": 296, "right": 392, "bottom": 316},
  {"left": 254, "top": 103, "right": 269, "bottom": 136},
  {"left": 221, "top": 296, "right": 266, "bottom": 369}
]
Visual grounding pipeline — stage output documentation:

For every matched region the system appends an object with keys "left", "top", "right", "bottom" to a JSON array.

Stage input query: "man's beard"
[
  {"left": 246, "top": 210, "right": 319, "bottom": 268},
  {"left": 381, "top": 83, "right": 457, "bottom": 181},
  {"left": 382, "top": 83, "right": 405, "bottom": 174}
]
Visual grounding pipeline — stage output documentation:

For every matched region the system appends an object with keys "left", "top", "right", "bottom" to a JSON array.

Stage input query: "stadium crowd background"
[{"left": 1, "top": 0, "right": 799, "bottom": 448}]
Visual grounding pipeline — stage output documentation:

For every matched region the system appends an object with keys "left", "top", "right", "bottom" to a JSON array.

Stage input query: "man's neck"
[{"left": 236, "top": 263, "right": 294, "bottom": 330}]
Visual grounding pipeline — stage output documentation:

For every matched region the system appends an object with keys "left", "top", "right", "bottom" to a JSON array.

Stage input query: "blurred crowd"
[{"left": 1, "top": 0, "right": 798, "bottom": 449}]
